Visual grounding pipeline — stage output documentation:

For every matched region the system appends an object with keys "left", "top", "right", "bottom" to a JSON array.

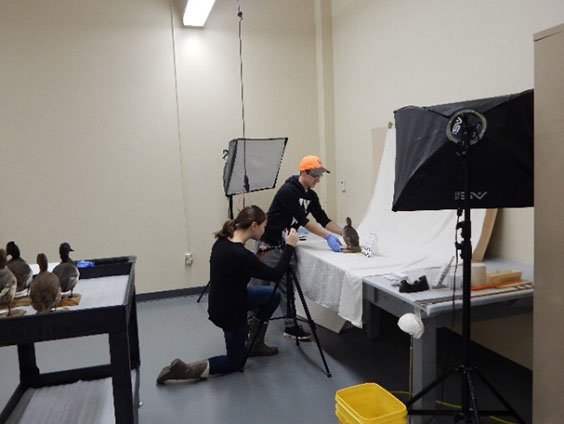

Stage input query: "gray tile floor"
[{"left": 1, "top": 295, "right": 531, "bottom": 423}]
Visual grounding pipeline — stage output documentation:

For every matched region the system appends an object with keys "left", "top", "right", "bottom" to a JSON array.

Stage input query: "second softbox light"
[
  {"left": 223, "top": 137, "right": 287, "bottom": 196},
  {"left": 392, "top": 89, "right": 533, "bottom": 211}
]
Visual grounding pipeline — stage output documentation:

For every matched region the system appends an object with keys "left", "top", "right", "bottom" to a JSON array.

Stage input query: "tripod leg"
[
  {"left": 197, "top": 281, "right": 210, "bottom": 303},
  {"left": 464, "top": 369, "right": 481, "bottom": 424},
  {"left": 289, "top": 268, "right": 332, "bottom": 378},
  {"left": 474, "top": 369, "right": 527, "bottom": 424},
  {"left": 405, "top": 368, "right": 455, "bottom": 408},
  {"left": 285, "top": 270, "right": 300, "bottom": 346}
]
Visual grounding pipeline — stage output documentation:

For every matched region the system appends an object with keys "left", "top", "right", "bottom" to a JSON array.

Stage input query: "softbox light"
[
  {"left": 223, "top": 137, "right": 287, "bottom": 196},
  {"left": 392, "top": 89, "right": 533, "bottom": 211}
]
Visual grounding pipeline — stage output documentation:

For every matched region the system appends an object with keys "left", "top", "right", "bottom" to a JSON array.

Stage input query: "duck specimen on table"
[
  {"left": 0, "top": 249, "right": 18, "bottom": 317},
  {"left": 30, "top": 254, "right": 61, "bottom": 314},
  {"left": 6, "top": 241, "right": 33, "bottom": 294},
  {"left": 342, "top": 217, "right": 361, "bottom": 253},
  {"left": 53, "top": 242, "right": 80, "bottom": 298}
]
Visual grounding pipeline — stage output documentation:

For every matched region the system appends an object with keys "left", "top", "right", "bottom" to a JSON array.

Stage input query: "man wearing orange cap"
[{"left": 252, "top": 155, "right": 343, "bottom": 341}]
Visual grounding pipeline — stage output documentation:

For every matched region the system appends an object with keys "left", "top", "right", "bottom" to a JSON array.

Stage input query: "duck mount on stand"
[
  {"left": 6, "top": 241, "right": 33, "bottom": 308},
  {"left": 342, "top": 217, "right": 361, "bottom": 253},
  {"left": 0, "top": 248, "right": 26, "bottom": 318},
  {"left": 53, "top": 242, "right": 82, "bottom": 307},
  {"left": 30, "top": 253, "right": 62, "bottom": 314}
]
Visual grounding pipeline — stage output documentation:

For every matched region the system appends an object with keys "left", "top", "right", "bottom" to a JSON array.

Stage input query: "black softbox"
[{"left": 392, "top": 89, "right": 533, "bottom": 211}]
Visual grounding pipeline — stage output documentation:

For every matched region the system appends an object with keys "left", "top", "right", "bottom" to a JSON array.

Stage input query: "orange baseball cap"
[{"left": 299, "top": 155, "right": 330, "bottom": 176}]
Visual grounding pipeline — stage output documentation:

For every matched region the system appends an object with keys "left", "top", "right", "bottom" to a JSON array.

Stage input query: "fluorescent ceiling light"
[{"left": 183, "top": 0, "right": 216, "bottom": 27}]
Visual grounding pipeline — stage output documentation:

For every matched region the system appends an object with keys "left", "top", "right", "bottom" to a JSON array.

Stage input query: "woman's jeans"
[{"left": 208, "top": 285, "right": 281, "bottom": 375}]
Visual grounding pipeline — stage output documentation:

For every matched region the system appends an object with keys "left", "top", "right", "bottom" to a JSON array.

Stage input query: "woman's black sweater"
[{"left": 208, "top": 237, "right": 294, "bottom": 330}]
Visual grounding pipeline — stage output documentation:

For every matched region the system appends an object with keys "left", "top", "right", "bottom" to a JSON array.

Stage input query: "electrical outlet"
[
  {"left": 185, "top": 253, "right": 193, "bottom": 265},
  {"left": 339, "top": 179, "right": 346, "bottom": 193}
]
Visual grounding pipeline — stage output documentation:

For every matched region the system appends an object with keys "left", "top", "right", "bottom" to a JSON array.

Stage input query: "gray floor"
[
  {"left": 136, "top": 295, "right": 410, "bottom": 423},
  {"left": 0, "top": 295, "right": 531, "bottom": 423}
]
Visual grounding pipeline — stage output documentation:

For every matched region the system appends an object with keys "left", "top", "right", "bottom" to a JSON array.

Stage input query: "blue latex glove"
[
  {"left": 77, "top": 260, "right": 95, "bottom": 268},
  {"left": 325, "top": 234, "right": 342, "bottom": 252}
]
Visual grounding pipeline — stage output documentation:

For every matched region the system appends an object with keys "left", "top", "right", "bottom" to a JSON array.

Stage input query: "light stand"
[{"left": 404, "top": 113, "right": 526, "bottom": 423}]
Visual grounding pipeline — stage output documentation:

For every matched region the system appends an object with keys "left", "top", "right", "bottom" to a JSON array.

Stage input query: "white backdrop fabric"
[{"left": 296, "top": 129, "right": 487, "bottom": 327}]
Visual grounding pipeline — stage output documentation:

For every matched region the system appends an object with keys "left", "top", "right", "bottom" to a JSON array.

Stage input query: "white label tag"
[{"left": 361, "top": 232, "right": 378, "bottom": 257}]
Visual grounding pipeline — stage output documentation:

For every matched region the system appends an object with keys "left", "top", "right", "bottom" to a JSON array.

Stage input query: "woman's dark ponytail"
[
  {"left": 214, "top": 205, "right": 266, "bottom": 238},
  {"left": 215, "top": 219, "right": 237, "bottom": 238}
]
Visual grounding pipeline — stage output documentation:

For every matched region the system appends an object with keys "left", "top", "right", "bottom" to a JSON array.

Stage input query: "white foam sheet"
[
  {"left": 296, "top": 129, "right": 487, "bottom": 327},
  {"left": 6, "top": 370, "right": 138, "bottom": 424}
]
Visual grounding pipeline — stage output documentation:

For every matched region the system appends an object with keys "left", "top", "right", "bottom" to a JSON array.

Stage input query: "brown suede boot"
[
  {"left": 156, "top": 358, "right": 209, "bottom": 384},
  {"left": 247, "top": 318, "right": 279, "bottom": 357}
]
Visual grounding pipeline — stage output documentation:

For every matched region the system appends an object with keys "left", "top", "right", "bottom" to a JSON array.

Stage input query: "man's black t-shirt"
[
  {"left": 208, "top": 237, "right": 294, "bottom": 330},
  {"left": 261, "top": 175, "right": 330, "bottom": 245}
]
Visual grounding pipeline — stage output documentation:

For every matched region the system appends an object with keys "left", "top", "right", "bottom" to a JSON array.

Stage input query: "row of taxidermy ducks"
[{"left": 0, "top": 241, "right": 79, "bottom": 315}]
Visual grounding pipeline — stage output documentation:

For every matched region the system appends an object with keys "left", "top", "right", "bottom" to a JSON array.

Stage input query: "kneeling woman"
[{"left": 157, "top": 205, "right": 298, "bottom": 383}]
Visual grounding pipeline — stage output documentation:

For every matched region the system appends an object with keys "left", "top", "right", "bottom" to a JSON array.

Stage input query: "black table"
[{"left": 0, "top": 256, "right": 140, "bottom": 424}]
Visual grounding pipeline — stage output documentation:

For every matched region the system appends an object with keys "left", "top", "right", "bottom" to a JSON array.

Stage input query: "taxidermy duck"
[
  {"left": 53, "top": 242, "right": 79, "bottom": 296},
  {"left": 342, "top": 217, "right": 361, "bottom": 253},
  {"left": 0, "top": 249, "right": 17, "bottom": 316},
  {"left": 6, "top": 241, "right": 33, "bottom": 293},
  {"left": 30, "top": 254, "right": 61, "bottom": 314}
]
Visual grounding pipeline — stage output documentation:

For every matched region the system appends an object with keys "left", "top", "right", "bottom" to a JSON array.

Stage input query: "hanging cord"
[
  {"left": 237, "top": 0, "right": 250, "bottom": 204},
  {"left": 237, "top": 0, "right": 246, "bottom": 140},
  {"left": 168, "top": 0, "right": 191, "bottom": 254}
]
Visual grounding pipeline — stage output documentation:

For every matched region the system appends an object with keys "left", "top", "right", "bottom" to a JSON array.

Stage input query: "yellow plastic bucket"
[{"left": 335, "top": 383, "right": 407, "bottom": 424}]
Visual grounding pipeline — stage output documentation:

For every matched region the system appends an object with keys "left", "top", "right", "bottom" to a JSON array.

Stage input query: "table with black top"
[{"left": 0, "top": 256, "right": 140, "bottom": 424}]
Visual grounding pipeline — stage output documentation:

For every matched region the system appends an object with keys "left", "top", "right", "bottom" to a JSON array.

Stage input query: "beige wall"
[
  {"left": 330, "top": 0, "right": 564, "bottom": 369},
  {"left": 533, "top": 23, "right": 564, "bottom": 424},
  {"left": 0, "top": 0, "right": 324, "bottom": 293},
  {"left": 0, "top": 0, "right": 187, "bottom": 294}
]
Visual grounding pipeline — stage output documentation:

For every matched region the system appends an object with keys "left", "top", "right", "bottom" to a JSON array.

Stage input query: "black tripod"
[
  {"left": 197, "top": 281, "right": 210, "bottom": 303},
  {"left": 241, "top": 259, "right": 332, "bottom": 377},
  {"left": 405, "top": 117, "right": 526, "bottom": 423}
]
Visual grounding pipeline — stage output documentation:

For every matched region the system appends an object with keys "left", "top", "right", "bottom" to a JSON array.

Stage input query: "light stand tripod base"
[
  {"left": 405, "top": 124, "right": 526, "bottom": 424},
  {"left": 406, "top": 363, "right": 526, "bottom": 423}
]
